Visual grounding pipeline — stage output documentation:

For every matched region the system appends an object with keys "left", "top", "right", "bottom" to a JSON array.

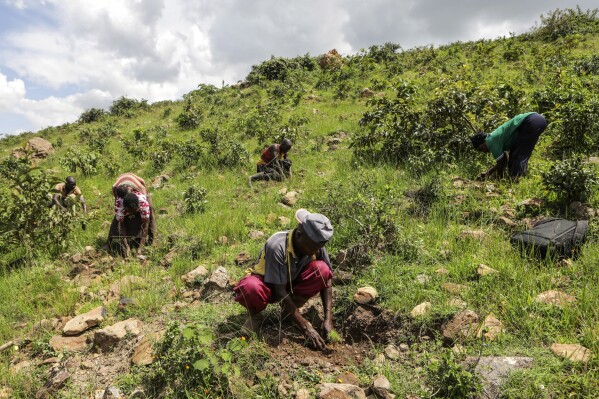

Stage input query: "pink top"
[{"left": 114, "top": 190, "right": 150, "bottom": 222}]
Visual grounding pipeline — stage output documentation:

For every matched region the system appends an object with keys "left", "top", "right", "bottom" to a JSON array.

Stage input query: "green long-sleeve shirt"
[{"left": 485, "top": 112, "right": 534, "bottom": 160}]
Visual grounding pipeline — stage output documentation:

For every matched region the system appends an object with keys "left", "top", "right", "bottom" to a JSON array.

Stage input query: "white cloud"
[{"left": 0, "top": 73, "right": 26, "bottom": 111}]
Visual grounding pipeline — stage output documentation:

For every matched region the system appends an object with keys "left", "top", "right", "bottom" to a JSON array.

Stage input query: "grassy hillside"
[{"left": 1, "top": 7, "right": 598, "bottom": 399}]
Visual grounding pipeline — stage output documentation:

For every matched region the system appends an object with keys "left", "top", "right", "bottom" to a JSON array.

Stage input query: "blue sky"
[{"left": 1, "top": 0, "right": 597, "bottom": 137}]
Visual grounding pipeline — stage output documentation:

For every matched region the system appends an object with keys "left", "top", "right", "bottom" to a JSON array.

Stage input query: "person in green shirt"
[{"left": 470, "top": 112, "right": 547, "bottom": 180}]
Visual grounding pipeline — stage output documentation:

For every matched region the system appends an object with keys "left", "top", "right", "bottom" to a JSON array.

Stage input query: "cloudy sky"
[{"left": 0, "top": 1, "right": 596, "bottom": 136}]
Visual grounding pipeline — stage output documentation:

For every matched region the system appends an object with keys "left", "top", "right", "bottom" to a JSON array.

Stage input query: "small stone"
[
  {"left": 410, "top": 302, "right": 432, "bottom": 317},
  {"left": 447, "top": 297, "right": 467, "bottom": 308},
  {"left": 234, "top": 252, "right": 252, "bottom": 265},
  {"left": 0, "top": 387, "right": 13, "bottom": 399},
  {"left": 384, "top": 344, "right": 400, "bottom": 360},
  {"left": 296, "top": 388, "right": 311, "bottom": 399},
  {"left": 203, "top": 266, "right": 230, "bottom": 291},
  {"left": 49, "top": 335, "right": 89, "bottom": 352},
  {"left": 332, "top": 270, "right": 353, "bottom": 285},
  {"left": 35, "top": 368, "right": 69, "bottom": 399},
  {"left": 476, "top": 314, "right": 504, "bottom": 341},
  {"left": 93, "top": 318, "right": 142, "bottom": 352},
  {"left": 477, "top": 264, "right": 498, "bottom": 276},
  {"left": 132, "top": 336, "right": 154, "bottom": 366},
  {"left": 371, "top": 375, "right": 392, "bottom": 398},
  {"left": 282, "top": 191, "right": 299, "bottom": 206},
  {"left": 248, "top": 230, "right": 265, "bottom": 240},
  {"left": 278, "top": 216, "right": 291, "bottom": 227},
  {"left": 63, "top": 306, "right": 106, "bottom": 335},
  {"left": 318, "top": 383, "right": 366, "bottom": 399},
  {"left": 442, "top": 310, "right": 479, "bottom": 341},
  {"left": 278, "top": 187, "right": 288, "bottom": 195},
  {"left": 81, "top": 360, "right": 94, "bottom": 370},
  {"left": 218, "top": 236, "right": 228, "bottom": 245},
  {"left": 399, "top": 343, "right": 409, "bottom": 352},
  {"left": 441, "top": 282, "right": 468, "bottom": 295},
  {"left": 102, "top": 387, "right": 124, "bottom": 398},
  {"left": 497, "top": 217, "right": 516, "bottom": 227},
  {"left": 551, "top": 343, "right": 591, "bottom": 363},
  {"left": 335, "top": 372, "right": 359, "bottom": 385},
  {"left": 10, "top": 360, "right": 32, "bottom": 374},
  {"left": 181, "top": 265, "right": 209, "bottom": 286},
  {"left": 535, "top": 290, "right": 576, "bottom": 306},
  {"left": 84, "top": 246, "right": 96, "bottom": 257},
  {"left": 416, "top": 274, "right": 430, "bottom": 284},
  {"left": 335, "top": 250, "right": 347, "bottom": 264},
  {"left": 519, "top": 198, "right": 544, "bottom": 208},
  {"left": 435, "top": 267, "right": 449, "bottom": 276},
  {"left": 353, "top": 286, "right": 377, "bottom": 304},
  {"left": 373, "top": 353, "right": 386, "bottom": 366}
]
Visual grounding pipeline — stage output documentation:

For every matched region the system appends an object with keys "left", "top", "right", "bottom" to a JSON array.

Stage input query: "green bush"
[
  {"left": 184, "top": 186, "right": 208, "bottom": 214},
  {"left": 139, "top": 322, "right": 248, "bottom": 398},
  {"left": 59, "top": 148, "right": 101, "bottom": 176},
  {"left": 78, "top": 108, "right": 106, "bottom": 123},
  {"left": 176, "top": 99, "right": 203, "bottom": 130},
  {"left": 0, "top": 156, "right": 79, "bottom": 265},
  {"left": 109, "top": 96, "right": 149, "bottom": 117},
  {"left": 531, "top": 7, "right": 599, "bottom": 42},
  {"left": 541, "top": 157, "right": 598, "bottom": 204}
]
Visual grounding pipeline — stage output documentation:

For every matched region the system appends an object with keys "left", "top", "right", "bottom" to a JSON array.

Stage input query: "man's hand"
[{"left": 304, "top": 322, "right": 326, "bottom": 350}]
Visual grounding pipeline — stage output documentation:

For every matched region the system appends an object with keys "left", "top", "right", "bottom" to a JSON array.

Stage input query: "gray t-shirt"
[{"left": 258, "top": 230, "right": 332, "bottom": 286}]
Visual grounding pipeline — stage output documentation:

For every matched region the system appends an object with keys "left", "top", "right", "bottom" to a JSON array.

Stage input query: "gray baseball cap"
[{"left": 295, "top": 208, "right": 334, "bottom": 244}]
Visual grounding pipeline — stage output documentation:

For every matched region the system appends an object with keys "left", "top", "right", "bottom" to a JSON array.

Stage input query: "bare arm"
[
  {"left": 320, "top": 286, "right": 333, "bottom": 340},
  {"left": 272, "top": 284, "right": 326, "bottom": 350},
  {"left": 479, "top": 152, "right": 508, "bottom": 180},
  {"left": 52, "top": 194, "right": 66, "bottom": 210},
  {"left": 136, "top": 218, "right": 150, "bottom": 255},
  {"left": 79, "top": 195, "right": 87, "bottom": 213}
]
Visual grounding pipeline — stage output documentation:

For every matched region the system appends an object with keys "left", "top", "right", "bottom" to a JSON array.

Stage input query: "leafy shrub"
[
  {"left": 366, "top": 42, "right": 401, "bottom": 63},
  {"left": 178, "top": 139, "right": 204, "bottom": 165},
  {"left": 176, "top": 99, "right": 203, "bottom": 130},
  {"left": 0, "top": 156, "right": 79, "bottom": 265},
  {"left": 572, "top": 54, "right": 599, "bottom": 75},
  {"left": 218, "top": 142, "right": 249, "bottom": 168},
  {"left": 541, "top": 157, "right": 597, "bottom": 204},
  {"left": 78, "top": 108, "right": 106, "bottom": 123},
  {"left": 184, "top": 186, "right": 208, "bottom": 214},
  {"left": 123, "top": 129, "right": 152, "bottom": 159},
  {"left": 548, "top": 99, "right": 599, "bottom": 156},
  {"left": 139, "top": 323, "right": 249, "bottom": 398},
  {"left": 426, "top": 350, "right": 481, "bottom": 398},
  {"left": 59, "top": 148, "right": 101, "bottom": 176},
  {"left": 531, "top": 7, "right": 599, "bottom": 42},
  {"left": 109, "top": 96, "right": 149, "bottom": 117},
  {"left": 236, "top": 104, "right": 282, "bottom": 140},
  {"left": 246, "top": 54, "right": 316, "bottom": 84}
]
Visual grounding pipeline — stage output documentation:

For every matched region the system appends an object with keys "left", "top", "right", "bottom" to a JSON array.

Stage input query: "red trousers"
[{"left": 234, "top": 260, "right": 333, "bottom": 313}]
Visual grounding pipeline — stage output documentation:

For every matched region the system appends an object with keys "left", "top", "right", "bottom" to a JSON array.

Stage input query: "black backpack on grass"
[{"left": 510, "top": 218, "right": 588, "bottom": 259}]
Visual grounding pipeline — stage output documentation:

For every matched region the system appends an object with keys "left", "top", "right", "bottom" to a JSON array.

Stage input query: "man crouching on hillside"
[{"left": 234, "top": 209, "right": 334, "bottom": 350}]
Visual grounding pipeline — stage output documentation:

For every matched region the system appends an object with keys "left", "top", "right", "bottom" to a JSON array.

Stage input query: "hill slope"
[{"left": 1, "top": 7, "right": 598, "bottom": 398}]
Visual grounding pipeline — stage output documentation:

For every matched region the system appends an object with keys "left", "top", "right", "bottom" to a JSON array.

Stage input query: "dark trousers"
[{"left": 508, "top": 113, "right": 547, "bottom": 177}]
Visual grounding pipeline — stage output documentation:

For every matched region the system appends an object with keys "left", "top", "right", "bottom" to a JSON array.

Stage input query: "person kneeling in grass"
[
  {"left": 471, "top": 112, "right": 547, "bottom": 180},
  {"left": 234, "top": 209, "right": 334, "bottom": 350},
  {"left": 51, "top": 176, "right": 87, "bottom": 213},
  {"left": 248, "top": 138, "right": 292, "bottom": 185}
]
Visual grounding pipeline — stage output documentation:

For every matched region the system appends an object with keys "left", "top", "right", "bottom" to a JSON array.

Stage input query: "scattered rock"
[
  {"left": 442, "top": 310, "right": 479, "bottom": 341},
  {"left": 332, "top": 270, "right": 353, "bottom": 285},
  {"left": 107, "top": 276, "right": 145, "bottom": 303},
  {"left": 0, "top": 387, "right": 13, "bottom": 399},
  {"left": 550, "top": 343, "right": 591, "bottom": 363},
  {"left": 535, "top": 290, "right": 576, "bottom": 306},
  {"left": 282, "top": 191, "right": 300, "bottom": 206},
  {"left": 569, "top": 201, "right": 596, "bottom": 219},
  {"left": 519, "top": 198, "right": 544, "bottom": 208},
  {"left": 476, "top": 314, "right": 504, "bottom": 341},
  {"left": 218, "top": 235, "right": 228, "bottom": 245},
  {"left": 234, "top": 252, "right": 253, "bottom": 265},
  {"left": 63, "top": 306, "right": 106, "bottom": 335},
  {"left": 84, "top": 246, "right": 97, "bottom": 257},
  {"left": 588, "top": 156, "right": 599, "bottom": 164},
  {"left": 117, "top": 297, "right": 136, "bottom": 312},
  {"left": 336, "top": 372, "right": 360, "bottom": 385},
  {"left": 248, "top": 230, "right": 265, "bottom": 240},
  {"left": 384, "top": 345, "right": 400, "bottom": 360},
  {"left": 477, "top": 264, "right": 498, "bottom": 276},
  {"left": 435, "top": 267, "right": 449, "bottom": 276},
  {"left": 71, "top": 253, "right": 83, "bottom": 263},
  {"left": 497, "top": 216, "right": 516, "bottom": 227},
  {"left": 353, "top": 286, "right": 377, "bottom": 304},
  {"left": 399, "top": 343, "right": 409, "bottom": 352},
  {"left": 0, "top": 341, "right": 14, "bottom": 352},
  {"left": 296, "top": 388, "right": 311, "bottom": 399},
  {"left": 181, "top": 265, "right": 209, "bottom": 286},
  {"left": 10, "top": 360, "right": 32, "bottom": 374},
  {"left": 441, "top": 283, "right": 468, "bottom": 295},
  {"left": 278, "top": 216, "right": 291, "bottom": 227},
  {"left": 203, "top": 266, "right": 230, "bottom": 291},
  {"left": 150, "top": 174, "right": 170, "bottom": 189},
  {"left": 26, "top": 137, "right": 54, "bottom": 159},
  {"left": 278, "top": 187, "right": 288, "bottom": 195},
  {"left": 318, "top": 382, "right": 366, "bottom": 399},
  {"left": 102, "top": 387, "right": 124, "bottom": 398},
  {"left": 160, "top": 250, "right": 177, "bottom": 267},
  {"left": 464, "top": 356, "right": 533, "bottom": 399},
  {"left": 93, "top": 318, "right": 142, "bottom": 352},
  {"left": 49, "top": 335, "right": 89, "bottom": 352},
  {"left": 335, "top": 250, "right": 347, "bottom": 264},
  {"left": 132, "top": 336, "right": 154, "bottom": 366},
  {"left": 360, "top": 88, "right": 375, "bottom": 98},
  {"left": 35, "top": 368, "right": 69, "bottom": 399},
  {"left": 411, "top": 302, "right": 432, "bottom": 317},
  {"left": 318, "top": 49, "right": 343, "bottom": 70},
  {"left": 371, "top": 375, "right": 393, "bottom": 399},
  {"left": 460, "top": 230, "right": 487, "bottom": 240},
  {"left": 416, "top": 274, "right": 430, "bottom": 284}
]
